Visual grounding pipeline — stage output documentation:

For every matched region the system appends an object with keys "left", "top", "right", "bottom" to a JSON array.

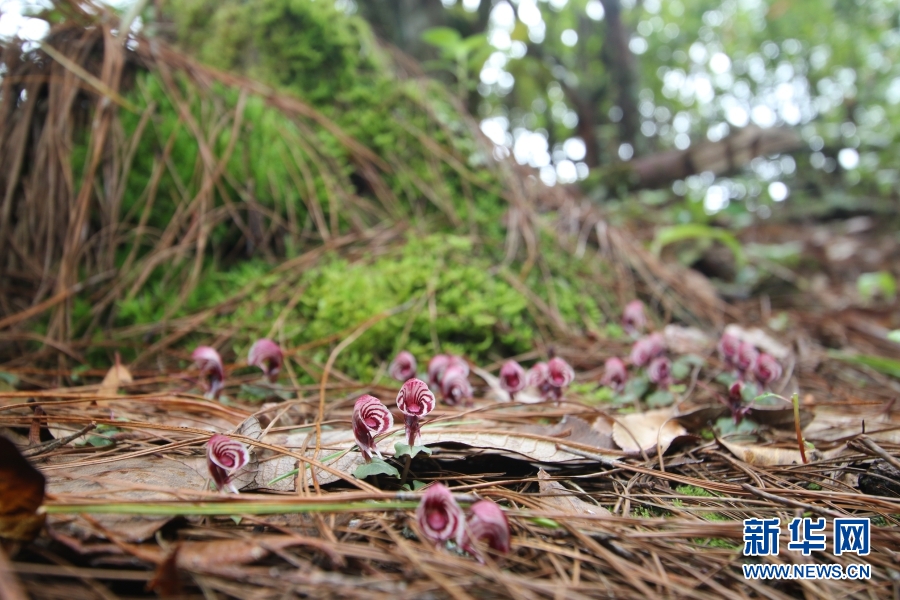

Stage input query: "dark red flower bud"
[
  {"left": 499, "top": 360, "right": 526, "bottom": 399},
  {"left": 389, "top": 351, "right": 417, "bottom": 382},
  {"left": 648, "top": 356, "right": 672, "bottom": 389},
  {"left": 629, "top": 333, "right": 665, "bottom": 367},
  {"left": 396, "top": 378, "right": 436, "bottom": 446},
  {"left": 729, "top": 380, "right": 744, "bottom": 403},
  {"left": 416, "top": 483, "right": 465, "bottom": 547},
  {"left": 754, "top": 353, "right": 782, "bottom": 387},
  {"left": 248, "top": 338, "right": 283, "bottom": 382},
  {"left": 207, "top": 434, "right": 249, "bottom": 493},
  {"left": 440, "top": 365, "right": 473, "bottom": 406},
  {"left": 192, "top": 346, "right": 225, "bottom": 399},
  {"left": 601, "top": 357, "right": 628, "bottom": 392},
  {"left": 352, "top": 395, "right": 394, "bottom": 461},
  {"left": 458, "top": 499, "right": 511, "bottom": 562},
  {"left": 622, "top": 300, "right": 647, "bottom": 335}
]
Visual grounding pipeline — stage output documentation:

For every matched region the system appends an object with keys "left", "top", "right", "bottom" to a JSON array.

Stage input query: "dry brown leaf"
[
  {"left": 612, "top": 408, "right": 688, "bottom": 455},
  {"left": 45, "top": 456, "right": 210, "bottom": 542},
  {"left": 523, "top": 416, "right": 616, "bottom": 450},
  {"left": 724, "top": 324, "right": 791, "bottom": 360},
  {"left": 718, "top": 439, "right": 819, "bottom": 466},
  {"left": 0, "top": 436, "right": 46, "bottom": 549},
  {"left": 175, "top": 536, "right": 302, "bottom": 572},
  {"left": 663, "top": 325, "right": 712, "bottom": 355},
  {"left": 537, "top": 469, "right": 611, "bottom": 516},
  {"left": 99, "top": 361, "right": 133, "bottom": 395}
]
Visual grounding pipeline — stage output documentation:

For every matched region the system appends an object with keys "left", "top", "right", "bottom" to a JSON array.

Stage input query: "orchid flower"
[
  {"left": 736, "top": 342, "right": 759, "bottom": 375},
  {"left": 396, "top": 378, "right": 436, "bottom": 446},
  {"left": 248, "top": 338, "right": 283, "bottom": 382},
  {"left": 415, "top": 483, "right": 465, "bottom": 547},
  {"left": 622, "top": 300, "right": 647, "bottom": 336},
  {"left": 499, "top": 360, "right": 526, "bottom": 400},
  {"left": 389, "top": 351, "right": 417, "bottom": 382},
  {"left": 601, "top": 357, "right": 628, "bottom": 393},
  {"left": 192, "top": 346, "right": 225, "bottom": 399},
  {"left": 526, "top": 362, "right": 549, "bottom": 388},
  {"left": 754, "top": 353, "right": 782, "bottom": 388},
  {"left": 717, "top": 333, "right": 740, "bottom": 368},
  {"left": 427, "top": 355, "right": 451, "bottom": 388},
  {"left": 458, "top": 499, "right": 511, "bottom": 562},
  {"left": 648, "top": 356, "right": 673, "bottom": 389},
  {"left": 352, "top": 395, "right": 394, "bottom": 462},
  {"left": 207, "top": 434, "right": 249, "bottom": 493},
  {"left": 629, "top": 333, "right": 665, "bottom": 367},
  {"left": 440, "top": 364, "right": 473, "bottom": 406}
]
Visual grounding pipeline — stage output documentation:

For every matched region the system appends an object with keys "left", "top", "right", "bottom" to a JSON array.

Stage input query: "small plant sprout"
[
  {"left": 389, "top": 350, "right": 417, "bottom": 382},
  {"left": 192, "top": 346, "right": 225, "bottom": 399},
  {"left": 352, "top": 395, "right": 394, "bottom": 462},
  {"left": 499, "top": 360, "right": 526, "bottom": 400},
  {"left": 427, "top": 354, "right": 451, "bottom": 387},
  {"left": 458, "top": 499, "right": 511, "bottom": 562},
  {"left": 396, "top": 378, "right": 436, "bottom": 446},
  {"left": 248, "top": 338, "right": 283, "bottom": 382},
  {"left": 601, "top": 357, "right": 628, "bottom": 392},
  {"left": 622, "top": 299, "right": 647, "bottom": 336},
  {"left": 440, "top": 364, "right": 473, "bottom": 406},
  {"left": 754, "top": 353, "right": 783, "bottom": 388},
  {"left": 206, "top": 434, "right": 249, "bottom": 493},
  {"left": 415, "top": 483, "right": 465, "bottom": 547},
  {"left": 647, "top": 356, "right": 673, "bottom": 389},
  {"left": 629, "top": 333, "right": 665, "bottom": 367}
]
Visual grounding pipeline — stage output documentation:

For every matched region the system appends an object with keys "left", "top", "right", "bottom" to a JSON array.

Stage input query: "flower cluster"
[
  {"left": 415, "top": 484, "right": 511, "bottom": 562},
  {"left": 718, "top": 333, "right": 783, "bottom": 388},
  {"left": 191, "top": 338, "right": 285, "bottom": 399},
  {"left": 427, "top": 354, "right": 472, "bottom": 406},
  {"left": 526, "top": 356, "right": 574, "bottom": 403}
]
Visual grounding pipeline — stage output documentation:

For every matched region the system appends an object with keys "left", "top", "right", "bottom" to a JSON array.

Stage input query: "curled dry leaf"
[
  {"left": 718, "top": 439, "right": 819, "bottom": 466},
  {"left": 537, "top": 469, "right": 611, "bottom": 516},
  {"left": 663, "top": 324, "right": 712, "bottom": 355},
  {"left": 724, "top": 324, "right": 791, "bottom": 361},
  {"left": 612, "top": 408, "right": 688, "bottom": 455},
  {"left": 0, "top": 436, "right": 46, "bottom": 549},
  {"left": 99, "top": 356, "right": 133, "bottom": 395}
]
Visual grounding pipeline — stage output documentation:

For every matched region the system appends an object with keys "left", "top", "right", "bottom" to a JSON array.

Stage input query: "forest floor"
[{"left": 2, "top": 212, "right": 899, "bottom": 600}]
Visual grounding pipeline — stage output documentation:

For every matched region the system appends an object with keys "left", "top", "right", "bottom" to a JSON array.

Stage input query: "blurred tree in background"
[{"left": 347, "top": 0, "right": 899, "bottom": 221}]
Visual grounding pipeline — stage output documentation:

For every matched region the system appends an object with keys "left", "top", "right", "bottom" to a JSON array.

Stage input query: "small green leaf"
[
  {"left": 529, "top": 517, "right": 560, "bottom": 528},
  {"left": 353, "top": 458, "right": 401, "bottom": 480},
  {"left": 394, "top": 443, "right": 432, "bottom": 459},
  {"left": 651, "top": 224, "right": 746, "bottom": 267},
  {"left": 828, "top": 352, "right": 900, "bottom": 379},
  {"left": 230, "top": 515, "right": 242, "bottom": 525},
  {"left": 888, "top": 330, "right": 900, "bottom": 344},
  {"left": 421, "top": 26, "right": 462, "bottom": 49},
  {"left": 646, "top": 390, "right": 675, "bottom": 407},
  {"left": 857, "top": 271, "right": 897, "bottom": 303}
]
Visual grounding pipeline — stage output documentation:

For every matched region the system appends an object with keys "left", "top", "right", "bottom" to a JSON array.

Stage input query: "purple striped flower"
[
  {"left": 352, "top": 395, "right": 394, "bottom": 462},
  {"left": 629, "top": 333, "right": 665, "bottom": 367},
  {"left": 648, "top": 356, "right": 672, "bottom": 389},
  {"left": 416, "top": 483, "right": 464, "bottom": 547},
  {"left": 499, "top": 360, "right": 526, "bottom": 400},
  {"left": 427, "top": 355, "right": 451, "bottom": 388},
  {"left": 248, "top": 338, "right": 283, "bottom": 382},
  {"left": 601, "top": 357, "right": 628, "bottom": 393},
  {"left": 192, "top": 346, "right": 225, "bottom": 399},
  {"left": 754, "top": 353, "right": 782, "bottom": 387},
  {"left": 458, "top": 499, "right": 511, "bottom": 562},
  {"left": 440, "top": 364, "right": 473, "bottom": 406},
  {"left": 736, "top": 342, "right": 759, "bottom": 374},
  {"left": 547, "top": 357, "right": 574, "bottom": 388},
  {"left": 622, "top": 300, "right": 647, "bottom": 336},
  {"left": 389, "top": 351, "right": 417, "bottom": 382},
  {"left": 717, "top": 333, "right": 740, "bottom": 368},
  {"left": 396, "top": 378, "right": 436, "bottom": 446},
  {"left": 207, "top": 434, "right": 249, "bottom": 494}
]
